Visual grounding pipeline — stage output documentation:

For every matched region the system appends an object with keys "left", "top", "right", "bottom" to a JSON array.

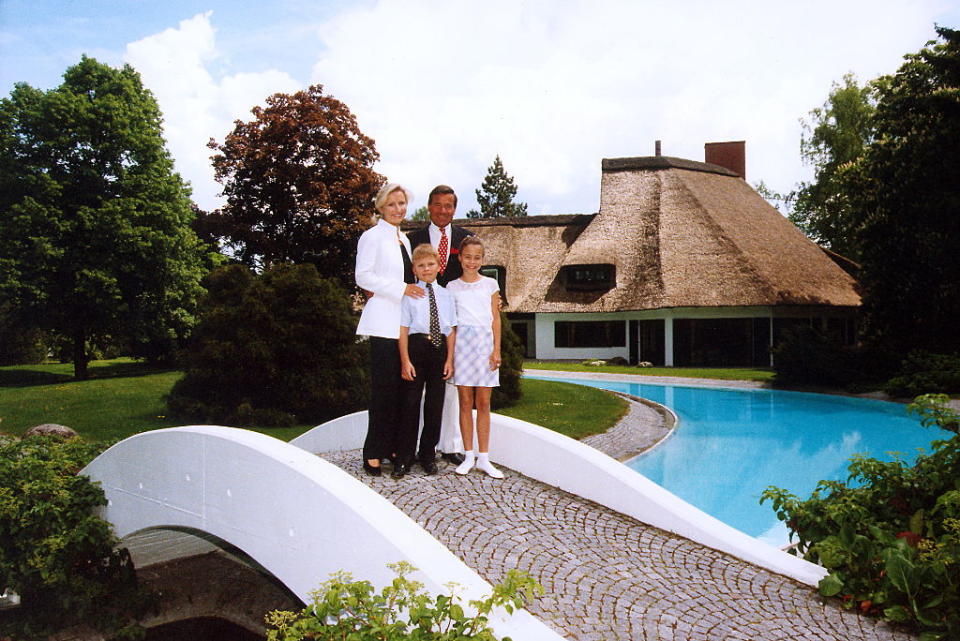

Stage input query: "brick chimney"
[{"left": 704, "top": 141, "right": 745, "bottom": 179}]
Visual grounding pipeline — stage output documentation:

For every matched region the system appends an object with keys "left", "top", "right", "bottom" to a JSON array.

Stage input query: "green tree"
[
  {"left": 167, "top": 263, "right": 368, "bottom": 426},
  {"left": 851, "top": 27, "right": 960, "bottom": 354},
  {"left": 790, "top": 73, "right": 878, "bottom": 260},
  {"left": 206, "top": 85, "right": 384, "bottom": 287},
  {"left": 411, "top": 205, "right": 430, "bottom": 221},
  {"left": 0, "top": 57, "right": 210, "bottom": 378},
  {"left": 467, "top": 155, "right": 528, "bottom": 219}
]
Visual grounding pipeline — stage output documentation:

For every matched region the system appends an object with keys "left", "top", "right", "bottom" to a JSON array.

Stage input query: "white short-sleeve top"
[{"left": 446, "top": 276, "right": 499, "bottom": 328}]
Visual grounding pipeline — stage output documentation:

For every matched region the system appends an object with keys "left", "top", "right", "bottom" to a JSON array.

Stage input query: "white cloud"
[
  {"left": 309, "top": 0, "right": 944, "bottom": 214},
  {"left": 113, "top": 1, "right": 949, "bottom": 216},
  {"left": 124, "top": 12, "right": 301, "bottom": 210}
]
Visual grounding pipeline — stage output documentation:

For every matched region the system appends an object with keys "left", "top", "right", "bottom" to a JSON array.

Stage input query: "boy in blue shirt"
[{"left": 396, "top": 244, "right": 457, "bottom": 478}]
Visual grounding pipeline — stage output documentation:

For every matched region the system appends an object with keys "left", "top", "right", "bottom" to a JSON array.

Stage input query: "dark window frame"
[
  {"left": 562, "top": 264, "right": 615, "bottom": 291},
  {"left": 554, "top": 320, "right": 626, "bottom": 348},
  {"left": 480, "top": 264, "right": 507, "bottom": 303}
]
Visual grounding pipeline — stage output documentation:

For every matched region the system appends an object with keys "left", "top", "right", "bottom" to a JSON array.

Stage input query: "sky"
[{"left": 2, "top": 0, "right": 959, "bottom": 216}]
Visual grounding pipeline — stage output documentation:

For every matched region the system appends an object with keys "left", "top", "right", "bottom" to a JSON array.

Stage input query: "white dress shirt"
[
  {"left": 355, "top": 218, "right": 412, "bottom": 339},
  {"left": 400, "top": 280, "right": 457, "bottom": 337}
]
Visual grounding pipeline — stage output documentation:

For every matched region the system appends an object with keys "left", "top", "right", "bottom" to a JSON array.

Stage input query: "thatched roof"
[{"left": 437, "top": 155, "right": 861, "bottom": 314}]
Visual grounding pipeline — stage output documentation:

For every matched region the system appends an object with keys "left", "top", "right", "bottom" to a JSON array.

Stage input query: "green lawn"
[
  {"left": 497, "top": 378, "right": 628, "bottom": 439},
  {"left": 523, "top": 360, "right": 775, "bottom": 382},
  {"left": 1, "top": 359, "right": 629, "bottom": 444},
  {"left": 0, "top": 359, "right": 312, "bottom": 443}
]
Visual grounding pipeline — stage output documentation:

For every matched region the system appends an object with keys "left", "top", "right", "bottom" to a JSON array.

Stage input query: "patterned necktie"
[
  {"left": 437, "top": 226, "right": 448, "bottom": 274},
  {"left": 427, "top": 283, "right": 442, "bottom": 348}
]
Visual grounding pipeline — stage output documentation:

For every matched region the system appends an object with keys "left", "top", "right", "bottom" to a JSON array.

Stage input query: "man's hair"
[
  {"left": 428, "top": 184, "right": 458, "bottom": 208},
  {"left": 412, "top": 243, "right": 440, "bottom": 263}
]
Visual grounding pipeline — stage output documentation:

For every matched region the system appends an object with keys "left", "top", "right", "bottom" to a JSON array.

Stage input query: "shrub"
[
  {"left": 0, "top": 435, "right": 151, "bottom": 639},
  {"left": 771, "top": 325, "right": 893, "bottom": 389},
  {"left": 884, "top": 351, "right": 960, "bottom": 398},
  {"left": 167, "top": 263, "right": 369, "bottom": 427},
  {"left": 0, "top": 304, "right": 47, "bottom": 365},
  {"left": 265, "top": 561, "right": 542, "bottom": 641},
  {"left": 761, "top": 395, "right": 960, "bottom": 639},
  {"left": 491, "top": 312, "right": 523, "bottom": 410}
]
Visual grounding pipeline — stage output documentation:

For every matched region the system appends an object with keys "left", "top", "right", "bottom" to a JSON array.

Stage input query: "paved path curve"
[{"left": 320, "top": 445, "right": 913, "bottom": 641}]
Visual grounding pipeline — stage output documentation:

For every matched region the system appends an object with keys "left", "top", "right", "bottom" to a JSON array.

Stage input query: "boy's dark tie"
[{"left": 427, "top": 283, "right": 442, "bottom": 348}]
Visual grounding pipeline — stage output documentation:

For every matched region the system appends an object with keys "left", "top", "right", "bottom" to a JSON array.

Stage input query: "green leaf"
[
  {"left": 884, "top": 605, "right": 912, "bottom": 623},
  {"left": 819, "top": 573, "right": 844, "bottom": 597},
  {"left": 884, "top": 550, "right": 917, "bottom": 596}
]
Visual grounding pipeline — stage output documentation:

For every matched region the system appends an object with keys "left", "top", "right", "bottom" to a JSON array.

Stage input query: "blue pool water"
[{"left": 528, "top": 376, "right": 949, "bottom": 546}]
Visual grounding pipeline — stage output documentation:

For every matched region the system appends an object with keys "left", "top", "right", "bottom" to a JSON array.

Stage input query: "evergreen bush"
[
  {"left": 167, "top": 263, "right": 368, "bottom": 426},
  {"left": 491, "top": 312, "right": 523, "bottom": 410},
  {"left": 0, "top": 435, "right": 151, "bottom": 639},
  {"left": 884, "top": 352, "right": 960, "bottom": 397}
]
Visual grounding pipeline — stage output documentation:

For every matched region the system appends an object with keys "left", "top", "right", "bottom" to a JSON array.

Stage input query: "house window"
[
  {"left": 562, "top": 264, "right": 615, "bottom": 291},
  {"left": 480, "top": 265, "right": 506, "bottom": 303},
  {"left": 555, "top": 320, "right": 626, "bottom": 348}
]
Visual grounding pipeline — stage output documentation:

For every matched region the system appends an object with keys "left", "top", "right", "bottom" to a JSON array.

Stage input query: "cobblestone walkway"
[{"left": 321, "top": 448, "right": 913, "bottom": 641}]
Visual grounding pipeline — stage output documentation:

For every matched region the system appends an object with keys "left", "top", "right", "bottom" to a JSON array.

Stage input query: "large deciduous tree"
[
  {"left": 852, "top": 26, "right": 960, "bottom": 354},
  {"left": 467, "top": 155, "right": 528, "bottom": 218},
  {"left": 790, "top": 73, "right": 878, "bottom": 261},
  {"left": 206, "top": 85, "right": 383, "bottom": 287},
  {"left": 0, "top": 57, "right": 210, "bottom": 378}
]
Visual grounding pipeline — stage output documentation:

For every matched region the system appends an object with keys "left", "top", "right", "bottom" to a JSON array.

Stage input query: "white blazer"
[{"left": 355, "top": 218, "right": 412, "bottom": 339}]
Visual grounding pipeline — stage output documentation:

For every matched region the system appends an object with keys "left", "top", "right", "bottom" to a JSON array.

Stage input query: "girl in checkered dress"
[{"left": 446, "top": 236, "right": 504, "bottom": 478}]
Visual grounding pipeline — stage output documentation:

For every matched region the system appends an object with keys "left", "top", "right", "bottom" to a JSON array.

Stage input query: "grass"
[
  {"left": 1, "top": 359, "right": 630, "bottom": 444},
  {"left": 0, "top": 359, "right": 312, "bottom": 443},
  {"left": 523, "top": 360, "right": 775, "bottom": 382},
  {"left": 497, "top": 378, "right": 629, "bottom": 439}
]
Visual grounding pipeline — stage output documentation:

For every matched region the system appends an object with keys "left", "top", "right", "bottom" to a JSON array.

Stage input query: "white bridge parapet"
[
  {"left": 82, "top": 426, "right": 564, "bottom": 641},
  {"left": 293, "top": 411, "right": 827, "bottom": 587}
]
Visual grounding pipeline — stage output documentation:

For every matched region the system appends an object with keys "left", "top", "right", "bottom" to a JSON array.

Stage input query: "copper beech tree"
[{"left": 206, "top": 85, "right": 383, "bottom": 286}]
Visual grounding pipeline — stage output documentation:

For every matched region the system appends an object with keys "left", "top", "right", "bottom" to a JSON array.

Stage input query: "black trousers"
[
  {"left": 363, "top": 336, "right": 402, "bottom": 461},
  {"left": 398, "top": 334, "right": 448, "bottom": 464}
]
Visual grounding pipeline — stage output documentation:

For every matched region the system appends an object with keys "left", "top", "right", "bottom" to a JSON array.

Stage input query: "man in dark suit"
[
  {"left": 407, "top": 185, "right": 473, "bottom": 286},
  {"left": 407, "top": 185, "right": 473, "bottom": 464}
]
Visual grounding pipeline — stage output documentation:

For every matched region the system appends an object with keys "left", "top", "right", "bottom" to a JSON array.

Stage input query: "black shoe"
[
  {"left": 419, "top": 459, "right": 439, "bottom": 475},
  {"left": 362, "top": 460, "right": 381, "bottom": 477},
  {"left": 391, "top": 461, "right": 409, "bottom": 479},
  {"left": 441, "top": 452, "right": 466, "bottom": 465}
]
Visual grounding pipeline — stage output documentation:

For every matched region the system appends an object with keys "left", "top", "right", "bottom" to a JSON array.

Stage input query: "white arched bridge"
[{"left": 82, "top": 406, "right": 893, "bottom": 641}]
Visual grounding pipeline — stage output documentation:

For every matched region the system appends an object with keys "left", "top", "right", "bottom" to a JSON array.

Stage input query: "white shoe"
[
  {"left": 476, "top": 456, "right": 504, "bottom": 479},
  {"left": 455, "top": 453, "right": 475, "bottom": 475}
]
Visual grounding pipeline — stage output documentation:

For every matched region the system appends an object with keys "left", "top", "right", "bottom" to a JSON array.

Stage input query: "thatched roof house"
[{"left": 451, "top": 143, "right": 860, "bottom": 366}]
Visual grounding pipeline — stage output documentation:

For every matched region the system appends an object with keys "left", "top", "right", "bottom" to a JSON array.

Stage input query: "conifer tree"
[{"left": 467, "top": 155, "right": 528, "bottom": 218}]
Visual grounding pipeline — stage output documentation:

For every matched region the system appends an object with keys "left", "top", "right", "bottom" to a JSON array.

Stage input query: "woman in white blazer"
[{"left": 355, "top": 183, "right": 423, "bottom": 476}]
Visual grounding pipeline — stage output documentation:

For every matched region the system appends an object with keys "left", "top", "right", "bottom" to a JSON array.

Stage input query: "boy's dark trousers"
[{"left": 398, "top": 333, "right": 448, "bottom": 465}]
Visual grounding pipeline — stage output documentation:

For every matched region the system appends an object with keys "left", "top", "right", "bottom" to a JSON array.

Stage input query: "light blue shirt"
[{"left": 400, "top": 280, "right": 457, "bottom": 337}]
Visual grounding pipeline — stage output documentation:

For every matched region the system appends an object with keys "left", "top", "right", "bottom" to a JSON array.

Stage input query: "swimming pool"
[{"left": 527, "top": 375, "right": 949, "bottom": 546}]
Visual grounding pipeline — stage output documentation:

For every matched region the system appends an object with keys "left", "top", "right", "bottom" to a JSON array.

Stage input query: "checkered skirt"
[{"left": 454, "top": 325, "right": 500, "bottom": 387}]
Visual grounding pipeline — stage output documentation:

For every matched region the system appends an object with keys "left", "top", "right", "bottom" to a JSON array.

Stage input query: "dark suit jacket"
[{"left": 407, "top": 224, "right": 473, "bottom": 286}]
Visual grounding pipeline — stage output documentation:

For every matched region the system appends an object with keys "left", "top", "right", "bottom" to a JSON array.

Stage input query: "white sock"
[
  {"left": 476, "top": 453, "right": 504, "bottom": 479},
  {"left": 455, "top": 451, "right": 475, "bottom": 475}
]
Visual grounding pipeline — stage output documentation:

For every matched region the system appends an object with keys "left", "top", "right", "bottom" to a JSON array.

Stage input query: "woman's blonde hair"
[{"left": 374, "top": 182, "right": 413, "bottom": 212}]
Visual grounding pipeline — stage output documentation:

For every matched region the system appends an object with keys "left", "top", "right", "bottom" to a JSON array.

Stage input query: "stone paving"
[
  {"left": 321, "top": 441, "right": 914, "bottom": 640},
  {"left": 581, "top": 393, "right": 674, "bottom": 462}
]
